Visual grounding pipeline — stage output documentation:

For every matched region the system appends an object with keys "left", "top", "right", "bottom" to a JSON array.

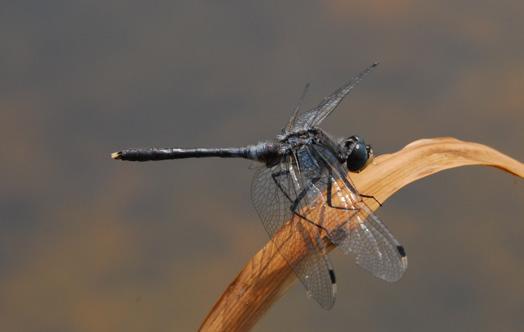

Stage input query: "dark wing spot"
[
  {"left": 328, "top": 269, "right": 336, "bottom": 284},
  {"left": 396, "top": 245, "right": 406, "bottom": 257}
]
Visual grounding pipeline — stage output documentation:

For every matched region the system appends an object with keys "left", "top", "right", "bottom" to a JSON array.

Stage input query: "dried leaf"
[{"left": 199, "top": 137, "right": 524, "bottom": 332}]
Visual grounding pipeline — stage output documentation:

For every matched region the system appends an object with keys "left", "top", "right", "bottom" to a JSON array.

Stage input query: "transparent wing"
[
  {"left": 310, "top": 143, "right": 408, "bottom": 282},
  {"left": 337, "top": 203, "right": 408, "bottom": 281},
  {"left": 289, "top": 63, "right": 378, "bottom": 131},
  {"left": 251, "top": 151, "right": 337, "bottom": 310},
  {"left": 284, "top": 82, "right": 310, "bottom": 134}
]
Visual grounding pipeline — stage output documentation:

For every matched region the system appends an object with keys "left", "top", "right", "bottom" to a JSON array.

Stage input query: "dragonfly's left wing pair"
[{"left": 251, "top": 151, "right": 337, "bottom": 309}]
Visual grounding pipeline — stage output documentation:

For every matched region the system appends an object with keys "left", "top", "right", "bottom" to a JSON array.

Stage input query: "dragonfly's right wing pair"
[
  {"left": 284, "top": 62, "right": 379, "bottom": 134},
  {"left": 251, "top": 147, "right": 338, "bottom": 309}
]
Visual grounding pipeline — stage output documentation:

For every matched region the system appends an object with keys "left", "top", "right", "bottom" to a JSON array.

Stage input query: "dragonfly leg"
[
  {"left": 326, "top": 171, "right": 360, "bottom": 211},
  {"left": 325, "top": 169, "right": 382, "bottom": 207},
  {"left": 289, "top": 176, "right": 330, "bottom": 234},
  {"left": 272, "top": 169, "right": 329, "bottom": 234},
  {"left": 359, "top": 193, "right": 383, "bottom": 207},
  {"left": 272, "top": 169, "right": 336, "bottom": 289},
  {"left": 271, "top": 170, "right": 294, "bottom": 203}
]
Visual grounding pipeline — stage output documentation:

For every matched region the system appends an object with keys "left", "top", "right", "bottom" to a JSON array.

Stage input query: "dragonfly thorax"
[
  {"left": 277, "top": 128, "right": 321, "bottom": 143},
  {"left": 276, "top": 129, "right": 374, "bottom": 173}
]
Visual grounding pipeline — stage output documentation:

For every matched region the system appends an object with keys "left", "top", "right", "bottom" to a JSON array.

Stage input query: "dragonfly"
[{"left": 112, "top": 63, "right": 407, "bottom": 309}]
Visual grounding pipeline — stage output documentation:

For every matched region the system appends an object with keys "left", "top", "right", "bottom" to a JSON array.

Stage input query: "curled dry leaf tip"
[{"left": 199, "top": 137, "right": 524, "bottom": 332}]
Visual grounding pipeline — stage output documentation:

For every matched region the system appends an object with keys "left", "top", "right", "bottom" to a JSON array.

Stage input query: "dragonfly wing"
[
  {"left": 309, "top": 143, "right": 408, "bottom": 282},
  {"left": 251, "top": 152, "right": 337, "bottom": 309},
  {"left": 284, "top": 82, "right": 310, "bottom": 134},
  {"left": 339, "top": 203, "right": 408, "bottom": 281},
  {"left": 290, "top": 63, "right": 378, "bottom": 131}
]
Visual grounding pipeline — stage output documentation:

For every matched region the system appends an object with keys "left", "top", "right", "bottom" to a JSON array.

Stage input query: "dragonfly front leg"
[
  {"left": 326, "top": 170, "right": 382, "bottom": 208},
  {"left": 326, "top": 171, "right": 360, "bottom": 211},
  {"left": 359, "top": 193, "right": 383, "bottom": 207}
]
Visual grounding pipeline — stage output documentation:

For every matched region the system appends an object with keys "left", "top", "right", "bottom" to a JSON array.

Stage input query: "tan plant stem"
[{"left": 199, "top": 137, "right": 524, "bottom": 332}]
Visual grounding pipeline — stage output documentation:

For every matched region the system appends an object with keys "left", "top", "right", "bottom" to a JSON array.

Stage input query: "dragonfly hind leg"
[
  {"left": 290, "top": 176, "right": 331, "bottom": 234},
  {"left": 271, "top": 170, "right": 294, "bottom": 203},
  {"left": 271, "top": 170, "right": 330, "bottom": 234},
  {"left": 270, "top": 170, "right": 337, "bottom": 308}
]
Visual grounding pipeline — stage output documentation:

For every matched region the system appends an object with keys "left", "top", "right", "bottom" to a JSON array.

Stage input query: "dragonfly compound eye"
[{"left": 346, "top": 136, "right": 370, "bottom": 172}]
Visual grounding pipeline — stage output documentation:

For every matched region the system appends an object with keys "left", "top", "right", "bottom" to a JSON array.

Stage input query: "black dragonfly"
[{"left": 112, "top": 63, "right": 407, "bottom": 309}]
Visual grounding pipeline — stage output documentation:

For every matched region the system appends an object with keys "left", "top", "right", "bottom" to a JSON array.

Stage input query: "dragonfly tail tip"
[{"left": 111, "top": 151, "right": 122, "bottom": 160}]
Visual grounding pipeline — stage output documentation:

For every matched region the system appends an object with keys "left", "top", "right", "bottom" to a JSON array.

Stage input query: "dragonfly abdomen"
[
  {"left": 112, "top": 147, "right": 252, "bottom": 161},
  {"left": 111, "top": 143, "right": 283, "bottom": 163}
]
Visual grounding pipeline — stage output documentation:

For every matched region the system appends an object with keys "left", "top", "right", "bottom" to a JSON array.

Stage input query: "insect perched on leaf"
[{"left": 112, "top": 63, "right": 407, "bottom": 309}]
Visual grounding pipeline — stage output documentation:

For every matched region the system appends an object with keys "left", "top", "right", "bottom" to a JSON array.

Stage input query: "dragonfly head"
[{"left": 343, "top": 135, "right": 374, "bottom": 172}]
